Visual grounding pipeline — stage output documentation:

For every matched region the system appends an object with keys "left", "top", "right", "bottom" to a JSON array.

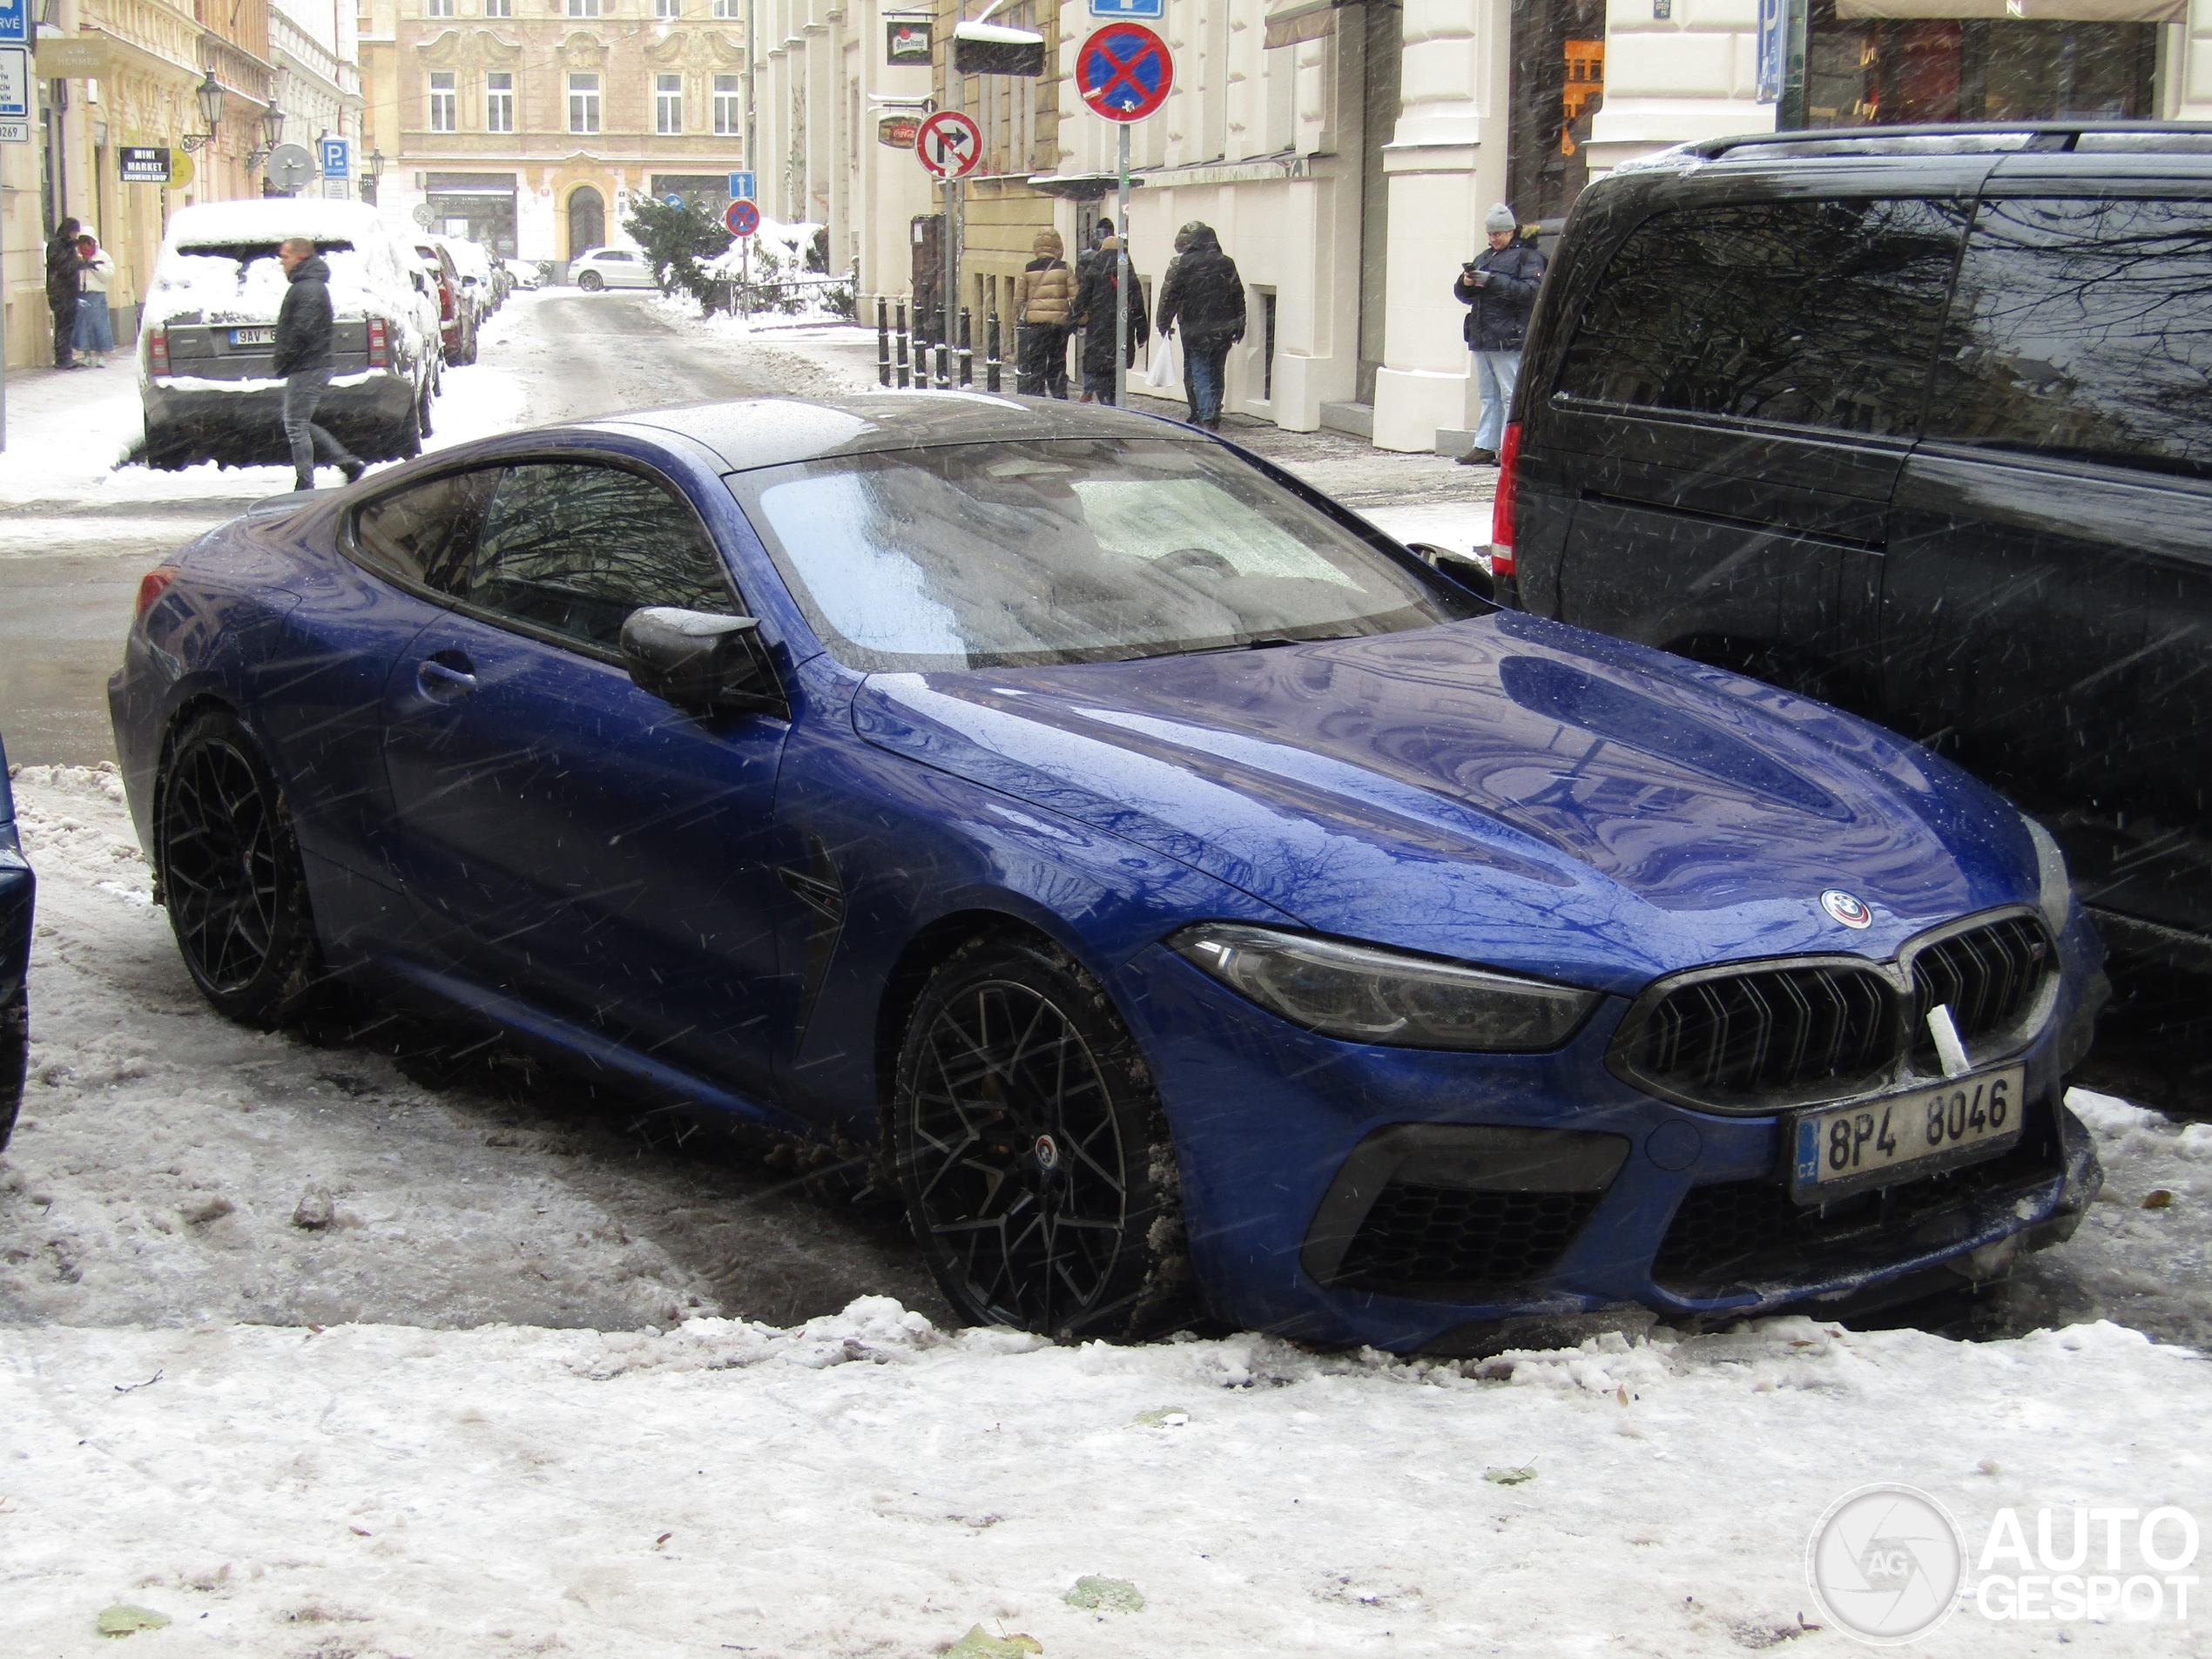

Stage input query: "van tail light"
[
  {"left": 368, "top": 317, "right": 390, "bottom": 368},
  {"left": 440, "top": 285, "right": 454, "bottom": 322},
  {"left": 136, "top": 566, "right": 179, "bottom": 619},
  {"left": 148, "top": 327, "right": 170, "bottom": 375},
  {"left": 1490, "top": 421, "right": 1521, "bottom": 583}
]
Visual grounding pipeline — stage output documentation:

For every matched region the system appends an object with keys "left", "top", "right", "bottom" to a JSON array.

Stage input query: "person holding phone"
[{"left": 1453, "top": 203, "right": 1546, "bottom": 466}]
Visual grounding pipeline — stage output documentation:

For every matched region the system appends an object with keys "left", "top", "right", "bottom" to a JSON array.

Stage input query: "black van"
[{"left": 1495, "top": 124, "right": 2211, "bottom": 1093}]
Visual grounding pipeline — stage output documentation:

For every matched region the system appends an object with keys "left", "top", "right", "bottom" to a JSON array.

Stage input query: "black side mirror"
[{"left": 619, "top": 607, "right": 786, "bottom": 718}]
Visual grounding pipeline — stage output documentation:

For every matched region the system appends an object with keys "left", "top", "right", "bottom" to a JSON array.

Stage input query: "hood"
[
  {"left": 1032, "top": 229, "right": 1064, "bottom": 259},
  {"left": 852, "top": 615, "right": 2037, "bottom": 994},
  {"left": 288, "top": 254, "right": 332, "bottom": 285}
]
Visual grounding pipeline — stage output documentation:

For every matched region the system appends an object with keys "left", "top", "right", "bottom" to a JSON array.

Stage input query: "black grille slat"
[
  {"left": 1909, "top": 915, "right": 2050, "bottom": 1068},
  {"left": 1618, "top": 914, "right": 2054, "bottom": 1110},
  {"left": 1622, "top": 963, "right": 1896, "bottom": 1105},
  {"left": 1330, "top": 1183, "right": 1603, "bottom": 1291}
]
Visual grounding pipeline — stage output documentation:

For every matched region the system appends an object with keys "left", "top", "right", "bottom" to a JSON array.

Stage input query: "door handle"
[{"left": 416, "top": 658, "right": 479, "bottom": 698}]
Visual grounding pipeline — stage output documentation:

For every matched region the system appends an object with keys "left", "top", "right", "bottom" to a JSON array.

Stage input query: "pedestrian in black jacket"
[
  {"left": 1154, "top": 221, "right": 1244, "bottom": 429},
  {"left": 1071, "top": 237, "right": 1149, "bottom": 406},
  {"left": 1452, "top": 202, "right": 1546, "bottom": 465},
  {"left": 273, "top": 239, "right": 365, "bottom": 490},
  {"left": 45, "top": 218, "right": 83, "bottom": 371}
]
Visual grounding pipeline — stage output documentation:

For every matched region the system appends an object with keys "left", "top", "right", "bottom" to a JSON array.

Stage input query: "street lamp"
[
  {"left": 180, "top": 69, "right": 226, "bottom": 152},
  {"left": 361, "top": 145, "right": 384, "bottom": 205},
  {"left": 246, "top": 99, "right": 286, "bottom": 170}
]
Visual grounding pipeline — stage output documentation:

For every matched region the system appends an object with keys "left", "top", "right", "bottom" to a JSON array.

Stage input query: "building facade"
[
  {"left": 363, "top": 0, "right": 752, "bottom": 266},
  {"left": 4, "top": 0, "right": 284, "bottom": 369},
  {"left": 270, "top": 0, "right": 366, "bottom": 171}
]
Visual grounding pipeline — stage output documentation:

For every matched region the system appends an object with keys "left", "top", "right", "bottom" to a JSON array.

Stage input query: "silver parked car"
[{"left": 570, "top": 246, "right": 658, "bottom": 291}]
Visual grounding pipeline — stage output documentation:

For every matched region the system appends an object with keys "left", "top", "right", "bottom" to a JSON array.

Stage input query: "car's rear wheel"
[
  {"left": 891, "top": 934, "right": 1189, "bottom": 1339},
  {"left": 577, "top": 270, "right": 604, "bottom": 293},
  {"left": 155, "top": 710, "right": 320, "bottom": 1028}
]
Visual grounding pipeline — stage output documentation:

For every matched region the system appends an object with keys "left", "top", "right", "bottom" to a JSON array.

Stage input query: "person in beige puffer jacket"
[{"left": 1013, "top": 227, "right": 1074, "bottom": 399}]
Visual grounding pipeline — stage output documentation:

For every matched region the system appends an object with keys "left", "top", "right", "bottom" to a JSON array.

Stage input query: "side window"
[
  {"left": 1556, "top": 199, "right": 1967, "bottom": 436},
  {"left": 351, "top": 468, "right": 501, "bottom": 590},
  {"left": 456, "top": 462, "right": 732, "bottom": 651},
  {"left": 1925, "top": 197, "right": 2212, "bottom": 477}
]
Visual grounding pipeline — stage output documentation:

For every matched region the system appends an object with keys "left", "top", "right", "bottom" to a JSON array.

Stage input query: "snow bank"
[{"left": 3, "top": 1299, "right": 2207, "bottom": 1656}]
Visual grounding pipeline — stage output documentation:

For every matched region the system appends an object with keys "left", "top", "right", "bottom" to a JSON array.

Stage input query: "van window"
[
  {"left": 1924, "top": 197, "right": 2212, "bottom": 480},
  {"left": 1556, "top": 199, "right": 1967, "bottom": 436}
]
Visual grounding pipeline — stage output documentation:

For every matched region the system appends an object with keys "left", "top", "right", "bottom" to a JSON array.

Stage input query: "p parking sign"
[{"left": 320, "top": 136, "right": 349, "bottom": 179}]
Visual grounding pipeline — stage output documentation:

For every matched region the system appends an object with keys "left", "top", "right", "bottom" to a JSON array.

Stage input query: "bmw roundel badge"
[{"left": 1821, "top": 889, "right": 1873, "bottom": 929}]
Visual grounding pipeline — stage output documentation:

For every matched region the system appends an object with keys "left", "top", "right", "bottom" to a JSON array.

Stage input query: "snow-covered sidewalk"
[{"left": 4, "top": 774, "right": 2210, "bottom": 1656}]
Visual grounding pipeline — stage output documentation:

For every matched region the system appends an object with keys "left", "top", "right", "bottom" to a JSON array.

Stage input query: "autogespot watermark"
[{"left": 1807, "top": 1484, "right": 2202, "bottom": 1643}]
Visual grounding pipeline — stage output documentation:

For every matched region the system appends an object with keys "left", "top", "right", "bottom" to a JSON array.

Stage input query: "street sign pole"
[
  {"left": 1116, "top": 123, "right": 1130, "bottom": 408},
  {"left": 943, "top": 170, "right": 957, "bottom": 388}
]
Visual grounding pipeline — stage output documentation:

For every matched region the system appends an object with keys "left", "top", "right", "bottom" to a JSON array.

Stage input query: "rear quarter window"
[
  {"left": 1555, "top": 198, "right": 1967, "bottom": 436},
  {"left": 1925, "top": 196, "right": 2212, "bottom": 479}
]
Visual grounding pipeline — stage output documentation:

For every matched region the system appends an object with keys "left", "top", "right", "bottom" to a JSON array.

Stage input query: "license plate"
[
  {"left": 1789, "top": 1066, "right": 2025, "bottom": 1203},
  {"left": 228, "top": 327, "right": 274, "bottom": 347}
]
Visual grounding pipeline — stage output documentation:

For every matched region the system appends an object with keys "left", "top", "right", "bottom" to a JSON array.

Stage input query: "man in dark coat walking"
[
  {"left": 1452, "top": 203, "right": 1546, "bottom": 465},
  {"left": 1154, "top": 221, "right": 1244, "bottom": 430},
  {"left": 1069, "top": 235, "right": 1148, "bottom": 406},
  {"left": 273, "top": 238, "right": 365, "bottom": 490},
  {"left": 45, "top": 218, "right": 84, "bottom": 371}
]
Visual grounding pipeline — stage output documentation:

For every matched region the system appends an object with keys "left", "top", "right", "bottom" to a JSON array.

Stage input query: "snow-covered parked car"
[
  {"left": 570, "top": 246, "right": 657, "bottom": 291},
  {"left": 0, "top": 728, "right": 31, "bottom": 1153},
  {"left": 435, "top": 234, "right": 498, "bottom": 322},
  {"left": 138, "top": 199, "right": 437, "bottom": 472}
]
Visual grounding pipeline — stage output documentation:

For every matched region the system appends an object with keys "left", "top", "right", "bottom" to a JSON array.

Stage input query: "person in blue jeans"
[
  {"left": 1453, "top": 203, "right": 1547, "bottom": 466},
  {"left": 1154, "top": 221, "right": 1244, "bottom": 430}
]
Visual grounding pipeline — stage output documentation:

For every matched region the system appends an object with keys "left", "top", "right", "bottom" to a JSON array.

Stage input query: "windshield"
[{"left": 727, "top": 438, "right": 1479, "bottom": 671}]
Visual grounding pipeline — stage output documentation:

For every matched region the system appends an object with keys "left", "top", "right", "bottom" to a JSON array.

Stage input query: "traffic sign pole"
[{"left": 1116, "top": 125, "right": 1130, "bottom": 408}]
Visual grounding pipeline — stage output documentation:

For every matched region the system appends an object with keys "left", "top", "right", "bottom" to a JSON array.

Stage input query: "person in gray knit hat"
[{"left": 1452, "top": 202, "right": 1546, "bottom": 465}]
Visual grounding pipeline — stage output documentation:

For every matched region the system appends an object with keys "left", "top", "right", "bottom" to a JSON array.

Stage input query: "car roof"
[
  {"left": 1620, "top": 119, "right": 2212, "bottom": 174},
  {"left": 603, "top": 393, "right": 1208, "bottom": 472}
]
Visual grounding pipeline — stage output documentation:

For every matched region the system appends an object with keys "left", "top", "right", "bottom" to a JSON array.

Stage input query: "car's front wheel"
[
  {"left": 577, "top": 270, "right": 604, "bottom": 293},
  {"left": 155, "top": 710, "right": 320, "bottom": 1028},
  {"left": 891, "top": 934, "right": 1188, "bottom": 1339}
]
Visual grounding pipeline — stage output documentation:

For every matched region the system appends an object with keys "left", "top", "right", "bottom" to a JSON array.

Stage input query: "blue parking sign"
[
  {"left": 0, "top": 0, "right": 26, "bottom": 48},
  {"left": 1089, "top": 0, "right": 1163, "bottom": 16},
  {"left": 320, "top": 137, "right": 348, "bottom": 179}
]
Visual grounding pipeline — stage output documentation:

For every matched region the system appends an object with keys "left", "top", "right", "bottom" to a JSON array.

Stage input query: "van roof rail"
[{"left": 1681, "top": 121, "right": 2212, "bottom": 162}]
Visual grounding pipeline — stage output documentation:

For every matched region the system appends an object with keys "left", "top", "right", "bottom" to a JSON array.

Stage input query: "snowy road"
[{"left": 3, "top": 292, "right": 2209, "bottom": 1656}]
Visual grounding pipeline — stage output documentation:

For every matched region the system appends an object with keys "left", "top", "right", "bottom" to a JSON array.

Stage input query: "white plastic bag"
[{"left": 1143, "top": 331, "right": 1180, "bottom": 391}]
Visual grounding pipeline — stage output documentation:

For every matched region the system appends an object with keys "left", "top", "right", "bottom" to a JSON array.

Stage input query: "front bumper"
[
  {"left": 1116, "top": 907, "right": 2105, "bottom": 1353},
  {"left": 141, "top": 371, "right": 417, "bottom": 469}
]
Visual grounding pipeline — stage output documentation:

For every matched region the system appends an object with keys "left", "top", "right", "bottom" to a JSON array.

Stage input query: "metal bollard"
[
  {"left": 935, "top": 306, "right": 951, "bottom": 390},
  {"left": 877, "top": 296, "right": 890, "bottom": 388},
  {"left": 958, "top": 307, "right": 974, "bottom": 388},
  {"left": 894, "top": 300, "right": 910, "bottom": 390},
  {"left": 986, "top": 313, "right": 1002, "bottom": 395}
]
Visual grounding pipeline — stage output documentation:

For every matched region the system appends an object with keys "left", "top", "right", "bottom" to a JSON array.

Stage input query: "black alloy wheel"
[
  {"left": 577, "top": 270, "right": 604, "bottom": 293},
  {"left": 156, "top": 710, "right": 320, "bottom": 1027},
  {"left": 892, "top": 935, "right": 1188, "bottom": 1339}
]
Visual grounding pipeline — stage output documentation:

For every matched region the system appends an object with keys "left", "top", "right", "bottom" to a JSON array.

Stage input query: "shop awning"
[
  {"left": 1263, "top": 0, "right": 1343, "bottom": 50},
  {"left": 1834, "top": 0, "right": 2183, "bottom": 20}
]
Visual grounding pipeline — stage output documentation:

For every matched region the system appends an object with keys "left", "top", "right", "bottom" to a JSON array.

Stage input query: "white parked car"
[
  {"left": 138, "top": 198, "right": 436, "bottom": 470},
  {"left": 570, "top": 246, "right": 658, "bottom": 291}
]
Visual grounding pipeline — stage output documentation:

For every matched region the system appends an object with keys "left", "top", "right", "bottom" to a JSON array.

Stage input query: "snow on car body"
[
  {"left": 105, "top": 395, "right": 2106, "bottom": 1352},
  {"left": 138, "top": 199, "right": 436, "bottom": 471}
]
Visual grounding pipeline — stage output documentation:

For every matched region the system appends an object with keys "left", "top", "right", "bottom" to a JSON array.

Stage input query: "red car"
[{"left": 413, "top": 239, "right": 477, "bottom": 366}]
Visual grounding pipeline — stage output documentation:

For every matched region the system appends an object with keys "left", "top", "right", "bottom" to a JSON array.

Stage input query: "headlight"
[
  {"left": 2025, "top": 817, "right": 2074, "bottom": 936},
  {"left": 1170, "top": 924, "right": 1599, "bottom": 1052}
]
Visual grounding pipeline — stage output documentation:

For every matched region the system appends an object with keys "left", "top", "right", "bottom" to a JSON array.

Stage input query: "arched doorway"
[{"left": 568, "top": 186, "right": 604, "bottom": 259}]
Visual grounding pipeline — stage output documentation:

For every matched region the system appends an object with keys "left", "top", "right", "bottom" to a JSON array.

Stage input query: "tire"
[
  {"left": 416, "top": 373, "right": 435, "bottom": 439},
  {"left": 577, "top": 271, "right": 604, "bottom": 293},
  {"left": 154, "top": 710, "right": 321, "bottom": 1028},
  {"left": 0, "top": 983, "right": 24, "bottom": 1155},
  {"left": 890, "top": 934, "right": 1189, "bottom": 1339},
  {"left": 395, "top": 395, "right": 423, "bottom": 460}
]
